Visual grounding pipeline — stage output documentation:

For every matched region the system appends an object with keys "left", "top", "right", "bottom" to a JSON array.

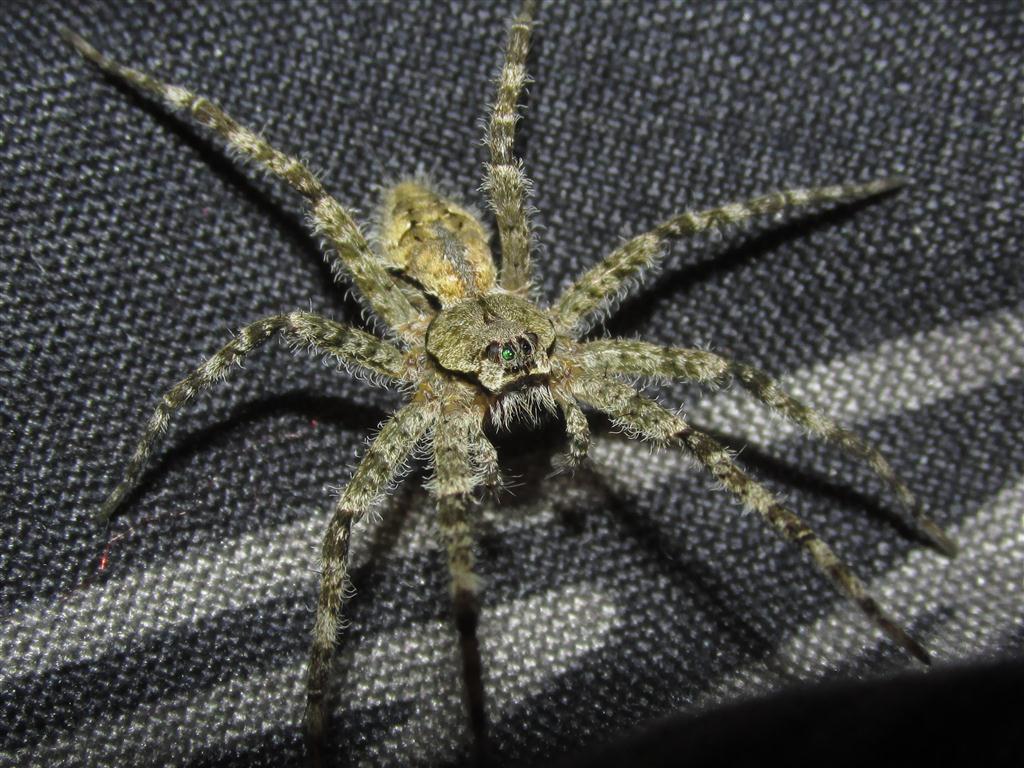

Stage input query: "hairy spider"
[{"left": 65, "top": 1, "right": 956, "bottom": 761}]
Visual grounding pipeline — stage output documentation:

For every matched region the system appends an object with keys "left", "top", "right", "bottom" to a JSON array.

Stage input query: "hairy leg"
[
  {"left": 574, "top": 339, "right": 956, "bottom": 555},
  {"left": 305, "top": 397, "right": 436, "bottom": 763},
  {"left": 555, "top": 177, "right": 904, "bottom": 333},
  {"left": 472, "top": 431, "right": 502, "bottom": 490},
  {"left": 62, "top": 31, "right": 419, "bottom": 336},
  {"left": 570, "top": 375, "right": 931, "bottom": 664},
  {"left": 553, "top": 391, "right": 590, "bottom": 469},
  {"left": 484, "top": 0, "right": 536, "bottom": 294},
  {"left": 433, "top": 397, "right": 489, "bottom": 754},
  {"left": 99, "top": 312, "right": 406, "bottom": 521},
  {"left": 573, "top": 342, "right": 954, "bottom": 552}
]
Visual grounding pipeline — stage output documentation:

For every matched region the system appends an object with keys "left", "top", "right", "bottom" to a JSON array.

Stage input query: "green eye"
[{"left": 500, "top": 345, "right": 515, "bottom": 362}]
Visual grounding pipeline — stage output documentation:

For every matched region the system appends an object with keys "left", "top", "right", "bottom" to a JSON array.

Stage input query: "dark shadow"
[
  {"left": 553, "top": 420, "right": 783, "bottom": 665},
  {"left": 106, "top": 390, "right": 392, "bottom": 533},
  {"left": 481, "top": 413, "right": 783, "bottom": 668},
  {"left": 552, "top": 655, "right": 1024, "bottom": 768},
  {"left": 691, "top": 421, "right": 940, "bottom": 552},
  {"left": 603, "top": 192, "right": 901, "bottom": 338},
  {"left": 97, "top": 73, "right": 363, "bottom": 319}
]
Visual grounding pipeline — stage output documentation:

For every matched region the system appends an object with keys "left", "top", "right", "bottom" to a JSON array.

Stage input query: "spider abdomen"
[{"left": 379, "top": 180, "right": 495, "bottom": 305}]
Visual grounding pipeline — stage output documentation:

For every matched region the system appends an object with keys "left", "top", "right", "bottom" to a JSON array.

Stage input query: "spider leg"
[
  {"left": 473, "top": 430, "right": 502, "bottom": 490},
  {"left": 554, "top": 390, "right": 590, "bottom": 469},
  {"left": 304, "top": 397, "right": 436, "bottom": 764},
  {"left": 570, "top": 375, "right": 931, "bottom": 665},
  {"left": 61, "top": 31, "right": 419, "bottom": 337},
  {"left": 434, "top": 399, "right": 490, "bottom": 756},
  {"left": 554, "top": 177, "right": 905, "bottom": 333},
  {"left": 485, "top": 0, "right": 536, "bottom": 294},
  {"left": 574, "top": 339, "right": 957, "bottom": 555},
  {"left": 98, "top": 312, "right": 407, "bottom": 521}
]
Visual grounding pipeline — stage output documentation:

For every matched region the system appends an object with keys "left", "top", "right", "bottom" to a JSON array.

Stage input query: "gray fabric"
[{"left": 2, "top": 1, "right": 1022, "bottom": 766}]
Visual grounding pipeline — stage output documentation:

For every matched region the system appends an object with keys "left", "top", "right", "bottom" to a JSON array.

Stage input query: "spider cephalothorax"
[
  {"left": 66, "top": 1, "right": 956, "bottom": 763},
  {"left": 428, "top": 295, "right": 555, "bottom": 392}
]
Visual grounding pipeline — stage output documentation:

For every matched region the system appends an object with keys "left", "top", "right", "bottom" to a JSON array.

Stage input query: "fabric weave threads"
[{"left": 2, "top": 1, "right": 1021, "bottom": 766}]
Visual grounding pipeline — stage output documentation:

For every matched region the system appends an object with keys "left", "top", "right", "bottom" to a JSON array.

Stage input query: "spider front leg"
[
  {"left": 570, "top": 376, "right": 932, "bottom": 665},
  {"left": 485, "top": 0, "right": 537, "bottom": 294},
  {"left": 433, "top": 399, "right": 491, "bottom": 755},
  {"left": 575, "top": 339, "right": 957, "bottom": 555},
  {"left": 97, "top": 313, "right": 406, "bottom": 521},
  {"left": 555, "top": 177, "right": 905, "bottom": 333},
  {"left": 62, "top": 31, "right": 419, "bottom": 337},
  {"left": 305, "top": 397, "right": 436, "bottom": 763}
]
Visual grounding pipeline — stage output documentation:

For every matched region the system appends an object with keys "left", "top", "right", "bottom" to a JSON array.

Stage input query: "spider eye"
[{"left": 500, "top": 344, "right": 516, "bottom": 362}]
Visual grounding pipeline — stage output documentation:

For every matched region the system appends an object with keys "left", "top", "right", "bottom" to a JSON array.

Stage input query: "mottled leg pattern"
[
  {"left": 98, "top": 313, "right": 406, "bottom": 521},
  {"left": 555, "top": 177, "right": 905, "bottom": 333},
  {"left": 575, "top": 339, "right": 956, "bottom": 555},
  {"left": 676, "top": 425, "right": 930, "bottom": 664},
  {"left": 433, "top": 403, "right": 489, "bottom": 754},
  {"left": 727, "top": 360, "right": 955, "bottom": 554},
  {"left": 472, "top": 432, "right": 502, "bottom": 490},
  {"left": 305, "top": 514, "right": 351, "bottom": 768},
  {"left": 62, "top": 31, "right": 419, "bottom": 335},
  {"left": 305, "top": 398, "right": 436, "bottom": 762},
  {"left": 485, "top": 0, "right": 536, "bottom": 294},
  {"left": 554, "top": 391, "right": 590, "bottom": 470},
  {"left": 570, "top": 376, "right": 930, "bottom": 664},
  {"left": 576, "top": 339, "right": 731, "bottom": 385}
]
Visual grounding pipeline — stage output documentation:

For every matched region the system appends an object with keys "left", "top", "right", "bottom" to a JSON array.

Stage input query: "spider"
[{"left": 64, "top": 0, "right": 956, "bottom": 762}]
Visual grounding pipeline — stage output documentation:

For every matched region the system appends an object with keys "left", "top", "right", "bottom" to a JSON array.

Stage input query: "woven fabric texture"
[{"left": 2, "top": 1, "right": 1022, "bottom": 766}]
